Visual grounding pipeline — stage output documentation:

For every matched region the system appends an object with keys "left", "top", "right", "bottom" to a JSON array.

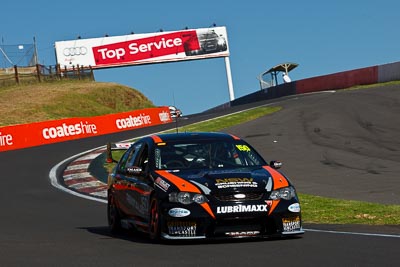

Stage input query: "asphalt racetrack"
[
  {"left": 0, "top": 84, "right": 399, "bottom": 266},
  {"left": 228, "top": 84, "right": 400, "bottom": 205}
]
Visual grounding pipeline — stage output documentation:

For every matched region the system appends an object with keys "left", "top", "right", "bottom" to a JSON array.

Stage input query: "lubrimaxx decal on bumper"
[{"left": 217, "top": 204, "right": 269, "bottom": 214}]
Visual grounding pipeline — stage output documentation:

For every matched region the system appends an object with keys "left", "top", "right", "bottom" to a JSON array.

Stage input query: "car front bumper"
[{"left": 160, "top": 202, "right": 304, "bottom": 240}]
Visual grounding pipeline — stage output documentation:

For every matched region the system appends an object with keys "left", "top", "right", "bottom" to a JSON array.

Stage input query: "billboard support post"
[{"left": 224, "top": 56, "right": 235, "bottom": 101}]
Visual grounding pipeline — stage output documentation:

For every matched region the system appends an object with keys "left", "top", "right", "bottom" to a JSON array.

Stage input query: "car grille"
[
  {"left": 213, "top": 192, "right": 264, "bottom": 202},
  {"left": 167, "top": 221, "right": 197, "bottom": 237},
  {"left": 213, "top": 217, "right": 264, "bottom": 237},
  {"left": 204, "top": 42, "right": 217, "bottom": 51}
]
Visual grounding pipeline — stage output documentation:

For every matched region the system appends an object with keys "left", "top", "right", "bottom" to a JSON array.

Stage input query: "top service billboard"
[{"left": 55, "top": 26, "right": 229, "bottom": 69}]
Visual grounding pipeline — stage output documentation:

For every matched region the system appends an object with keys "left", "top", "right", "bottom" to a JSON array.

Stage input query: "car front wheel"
[{"left": 149, "top": 197, "right": 161, "bottom": 241}]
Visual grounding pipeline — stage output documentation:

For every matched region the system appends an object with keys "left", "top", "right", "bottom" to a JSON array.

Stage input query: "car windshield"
[
  {"left": 199, "top": 31, "right": 219, "bottom": 40},
  {"left": 154, "top": 140, "right": 266, "bottom": 170}
]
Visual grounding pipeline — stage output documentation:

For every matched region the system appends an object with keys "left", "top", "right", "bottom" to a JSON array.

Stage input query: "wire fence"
[{"left": 0, "top": 64, "right": 95, "bottom": 87}]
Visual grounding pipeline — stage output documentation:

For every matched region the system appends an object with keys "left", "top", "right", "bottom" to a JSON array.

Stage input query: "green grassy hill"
[{"left": 0, "top": 80, "right": 155, "bottom": 126}]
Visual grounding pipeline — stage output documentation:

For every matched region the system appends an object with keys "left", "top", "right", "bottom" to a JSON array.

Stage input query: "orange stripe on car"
[
  {"left": 268, "top": 200, "right": 280, "bottom": 215},
  {"left": 200, "top": 203, "right": 216, "bottom": 219},
  {"left": 112, "top": 184, "right": 151, "bottom": 195},
  {"left": 155, "top": 170, "right": 201, "bottom": 193},
  {"left": 151, "top": 135, "right": 163, "bottom": 143},
  {"left": 229, "top": 134, "right": 241, "bottom": 140},
  {"left": 263, "top": 166, "right": 289, "bottom": 190}
]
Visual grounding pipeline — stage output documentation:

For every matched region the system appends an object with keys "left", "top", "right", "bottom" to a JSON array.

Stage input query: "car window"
[
  {"left": 117, "top": 142, "right": 143, "bottom": 173},
  {"left": 199, "top": 31, "right": 218, "bottom": 40},
  {"left": 126, "top": 142, "right": 143, "bottom": 168},
  {"left": 154, "top": 140, "right": 266, "bottom": 170},
  {"left": 137, "top": 143, "right": 149, "bottom": 171}
]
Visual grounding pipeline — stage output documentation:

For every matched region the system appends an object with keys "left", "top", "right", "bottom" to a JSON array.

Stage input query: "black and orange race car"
[{"left": 107, "top": 132, "right": 304, "bottom": 241}]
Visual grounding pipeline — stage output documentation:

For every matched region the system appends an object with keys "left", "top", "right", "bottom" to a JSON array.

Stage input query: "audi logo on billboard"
[{"left": 63, "top": 46, "right": 88, "bottom": 56}]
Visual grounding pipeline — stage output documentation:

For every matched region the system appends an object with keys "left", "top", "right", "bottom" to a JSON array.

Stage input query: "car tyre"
[
  {"left": 108, "top": 193, "right": 122, "bottom": 234},
  {"left": 149, "top": 197, "right": 161, "bottom": 241}
]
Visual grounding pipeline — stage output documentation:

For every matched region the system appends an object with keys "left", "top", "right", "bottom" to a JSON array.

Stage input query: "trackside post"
[{"left": 106, "top": 142, "right": 114, "bottom": 163}]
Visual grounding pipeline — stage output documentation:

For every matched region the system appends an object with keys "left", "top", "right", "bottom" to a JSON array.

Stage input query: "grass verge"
[
  {"left": 0, "top": 80, "right": 154, "bottom": 126},
  {"left": 300, "top": 194, "right": 400, "bottom": 225},
  {"left": 173, "top": 106, "right": 282, "bottom": 133}
]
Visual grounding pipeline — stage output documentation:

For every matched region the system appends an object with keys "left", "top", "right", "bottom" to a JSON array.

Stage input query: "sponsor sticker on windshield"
[{"left": 236, "top": 144, "right": 251, "bottom": 152}]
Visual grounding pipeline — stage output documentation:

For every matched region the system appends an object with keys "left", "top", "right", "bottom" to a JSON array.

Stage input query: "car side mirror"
[
  {"left": 270, "top": 160, "right": 282, "bottom": 169},
  {"left": 126, "top": 166, "right": 143, "bottom": 175}
]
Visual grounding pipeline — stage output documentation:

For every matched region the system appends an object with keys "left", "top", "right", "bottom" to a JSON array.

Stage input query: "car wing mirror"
[{"left": 270, "top": 160, "right": 282, "bottom": 169}]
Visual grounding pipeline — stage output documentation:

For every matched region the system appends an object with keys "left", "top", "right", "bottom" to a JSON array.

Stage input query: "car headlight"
[
  {"left": 169, "top": 192, "right": 208, "bottom": 205},
  {"left": 270, "top": 186, "right": 297, "bottom": 200}
]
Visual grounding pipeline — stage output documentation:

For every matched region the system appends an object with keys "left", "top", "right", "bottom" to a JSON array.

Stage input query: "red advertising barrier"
[
  {"left": 296, "top": 66, "right": 378, "bottom": 94},
  {"left": 0, "top": 106, "right": 171, "bottom": 152}
]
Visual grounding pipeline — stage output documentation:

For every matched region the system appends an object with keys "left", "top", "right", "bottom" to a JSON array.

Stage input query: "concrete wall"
[
  {"left": 378, "top": 61, "right": 400, "bottom": 83},
  {"left": 295, "top": 66, "right": 378, "bottom": 94}
]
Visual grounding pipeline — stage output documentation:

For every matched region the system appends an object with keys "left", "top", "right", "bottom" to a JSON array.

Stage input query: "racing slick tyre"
[
  {"left": 149, "top": 197, "right": 161, "bottom": 241},
  {"left": 107, "top": 193, "right": 122, "bottom": 234}
]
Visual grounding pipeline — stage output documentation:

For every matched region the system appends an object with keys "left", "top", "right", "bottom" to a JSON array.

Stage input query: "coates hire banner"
[
  {"left": 55, "top": 26, "right": 229, "bottom": 69},
  {"left": 0, "top": 107, "right": 171, "bottom": 152}
]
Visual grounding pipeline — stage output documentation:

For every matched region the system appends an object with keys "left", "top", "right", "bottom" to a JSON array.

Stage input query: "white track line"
[{"left": 304, "top": 228, "right": 400, "bottom": 238}]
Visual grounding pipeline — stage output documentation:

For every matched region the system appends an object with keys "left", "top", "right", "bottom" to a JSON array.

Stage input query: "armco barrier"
[{"left": 0, "top": 106, "right": 171, "bottom": 152}]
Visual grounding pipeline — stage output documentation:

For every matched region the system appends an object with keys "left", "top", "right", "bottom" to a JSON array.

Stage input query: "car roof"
[{"left": 148, "top": 132, "right": 241, "bottom": 143}]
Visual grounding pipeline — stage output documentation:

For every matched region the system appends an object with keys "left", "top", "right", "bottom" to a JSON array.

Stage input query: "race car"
[
  {"left": 107, "top": 132, "right": 304, "bottom": 241},
  {"left": 168, "top": 105, "right": 182, "bottom": 118},
  {"left": 184, "top": 29, "right": 227, "bottom": 56}
]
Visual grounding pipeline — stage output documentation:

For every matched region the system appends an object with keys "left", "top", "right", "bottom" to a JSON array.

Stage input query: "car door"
[
  {"left": 125, "top": 142, "right": 154, "bottom": 224},
  {"left": 113, "top": 142, "right": 143, "bottom": 217}
]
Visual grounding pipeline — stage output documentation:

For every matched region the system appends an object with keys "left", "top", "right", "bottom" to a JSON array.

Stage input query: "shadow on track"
[{"left": 78, "top": 225, "right": 303, "bottom": 246}]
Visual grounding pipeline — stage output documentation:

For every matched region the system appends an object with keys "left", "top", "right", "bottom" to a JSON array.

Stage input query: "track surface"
[
  {"left": 0, "top": 85, "right": 399, "bottom": 266},
  {"left": 228, "top": 85, "right": 400, "bottom": 205}
]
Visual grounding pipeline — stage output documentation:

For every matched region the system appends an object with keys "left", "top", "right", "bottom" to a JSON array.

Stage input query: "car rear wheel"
[
  {"left": 108, "top": 193, "right": 122, "bottom": 234},
  {"left": 149, "top": 197, "right": 161, "bottom": 241}
]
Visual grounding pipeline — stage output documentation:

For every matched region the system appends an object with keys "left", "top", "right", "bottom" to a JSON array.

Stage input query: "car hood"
[{"left": 155, "top": 166, "right": 290, "bottom": 194}]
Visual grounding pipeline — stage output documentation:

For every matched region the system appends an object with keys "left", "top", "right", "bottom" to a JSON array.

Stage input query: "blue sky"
[{"left": 2, "top": 0, "right": 399, "bottom": 115}]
